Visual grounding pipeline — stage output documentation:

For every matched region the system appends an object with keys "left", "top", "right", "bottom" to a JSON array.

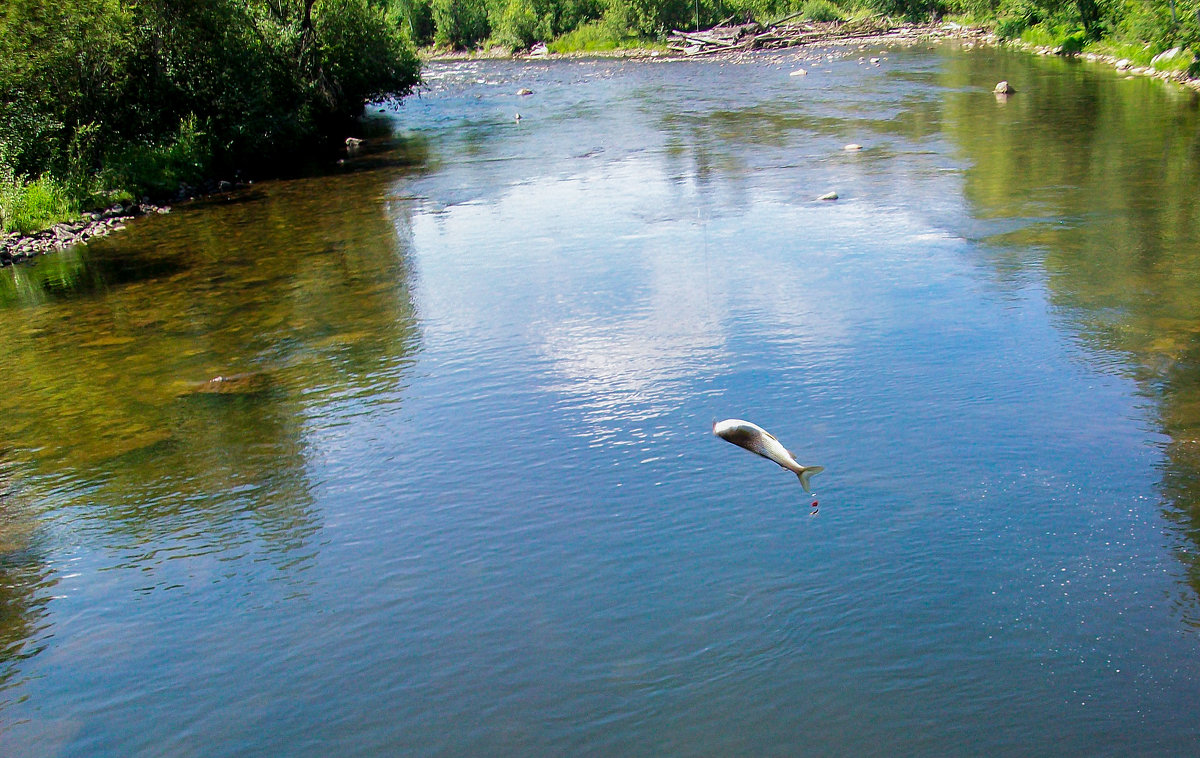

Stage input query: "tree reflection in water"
[
  {"left": 0, "top": 137, "right": 427, "bottom": 693},
  {"left": 937, "top": 49, "right": 1200, "bottom": 621}
]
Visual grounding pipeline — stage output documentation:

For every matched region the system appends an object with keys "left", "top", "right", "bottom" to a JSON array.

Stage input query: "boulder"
[
  {"left": 817, "top": 191, "right": 839, "bottom": 201},
  {"left": 994, "top": 80, "right": 1015, "bottom": 94},
  {"left": 1151, "top": 47, "right": 1184, "bottom": 67}
]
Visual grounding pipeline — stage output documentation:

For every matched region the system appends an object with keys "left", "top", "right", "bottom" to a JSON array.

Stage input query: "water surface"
[{"left": 2, "top": 43, "right": 1200, "bottom": 755}]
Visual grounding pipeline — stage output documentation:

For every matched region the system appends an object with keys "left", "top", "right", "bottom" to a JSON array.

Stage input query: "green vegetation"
[
  {"left": 3, "top": 0, "right": 1197, "bottom": 237},
  {"left": 0, "top": 0, "right": 420, "bottom": 233},
  {"left": 391, "top": 0, "right": 1199, "bottom": 77},
  {"left": 0, "top": 176, "right": 76, "bottom": 235}
]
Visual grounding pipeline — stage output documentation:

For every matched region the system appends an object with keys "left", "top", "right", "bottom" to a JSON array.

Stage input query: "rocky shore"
[{"left": 0, "top": 201, "right": 171, "bottom": 267}]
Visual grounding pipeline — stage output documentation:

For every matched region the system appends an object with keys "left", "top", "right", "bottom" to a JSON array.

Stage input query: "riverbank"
[
  {"left": 425, "top": 17, "right": 1200, "bottom": 93},
  {"left": 0, "top": 201, "right": 170, "bottom": 267},
  {"left": 4, "top": 20, "right": 1195, "bottom": 269}
]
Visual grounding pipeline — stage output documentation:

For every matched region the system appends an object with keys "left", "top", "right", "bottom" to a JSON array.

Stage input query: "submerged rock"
[{"left": 184, "top": 372, "right": 274, "bottom": 396}]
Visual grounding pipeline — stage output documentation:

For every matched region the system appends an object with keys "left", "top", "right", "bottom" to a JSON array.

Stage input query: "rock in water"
[
  {"left": 994, "top": 80, "right": 1016, "bottom": 94},
  {"left": 186, "top": 372, "right": 273, "bottom": 396},
  {"left": 817, "top": 191, "right": 839, "bottom": 201},
  {"left": 844, "top": 143, "right": 863, "bottom": 151}
]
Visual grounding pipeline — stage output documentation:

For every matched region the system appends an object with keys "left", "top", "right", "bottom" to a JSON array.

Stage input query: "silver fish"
[{"left": 712, "top": 418, "right": 825, "bottom": 493}]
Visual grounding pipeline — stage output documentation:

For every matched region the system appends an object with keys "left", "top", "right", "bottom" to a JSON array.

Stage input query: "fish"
[{"left": 712, "top": 418, "right": 825, "bottom": 493}]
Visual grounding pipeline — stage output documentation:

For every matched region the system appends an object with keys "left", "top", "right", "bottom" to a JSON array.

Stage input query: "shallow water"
[{"left": 2, "top": 43, "right": 1200, "bottom": 755}]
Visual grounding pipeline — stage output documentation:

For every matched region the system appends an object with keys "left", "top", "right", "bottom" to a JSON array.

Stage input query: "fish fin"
[{"left": 796, "top": 466, "right": 824, "bottom": 493}]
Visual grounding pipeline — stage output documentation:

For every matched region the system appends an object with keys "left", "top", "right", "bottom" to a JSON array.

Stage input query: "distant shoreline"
[
  {"left": 424, "top": 19, "right": 1200, "bottom": 93},
  {"left": 4, "top": 26, "right": 1196, "bottom": 269}
]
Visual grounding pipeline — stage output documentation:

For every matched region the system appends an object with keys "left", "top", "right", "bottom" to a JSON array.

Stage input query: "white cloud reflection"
[{"left": 405, "top": 155, "right": 937, "bottom": 437}]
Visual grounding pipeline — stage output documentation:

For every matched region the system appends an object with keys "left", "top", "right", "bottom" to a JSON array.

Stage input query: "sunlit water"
[{"left": 2, "top": 43, "right": 1200, "bottom": 755}]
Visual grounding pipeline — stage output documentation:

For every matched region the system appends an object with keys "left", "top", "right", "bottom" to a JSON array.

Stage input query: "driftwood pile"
[{"left": 667, "top": 15, "right": 907, "bottom": 56}]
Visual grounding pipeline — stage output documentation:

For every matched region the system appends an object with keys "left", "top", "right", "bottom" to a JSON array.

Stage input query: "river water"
[{"left": 2, "top": 42, "right": 1200, "bottom": 755}]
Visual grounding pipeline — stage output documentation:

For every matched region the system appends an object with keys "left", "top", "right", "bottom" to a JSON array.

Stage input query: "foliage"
[
  {"left": 800, "top": 0, "right": 845, "bottom": 20},
  {"left": 491, "top": 0, "right": 549, "bottom": 49},
  {"left": 546, "top": 16, "right": 638, "bottom": 49},
  {"left": 0, "top": 176, "right": 78, "bottom": 234},
  {"left": 432, "top": 0, "right": 492, "bottom": 46},
  {"left": 2, "top": 0, "right": 1198, "bottom": 236},
  {"left": 0, "top": 0, "right": 420, "bottom": 213},
  {"left": 391, "top": 0, "right": 438, "bottom": 44}
]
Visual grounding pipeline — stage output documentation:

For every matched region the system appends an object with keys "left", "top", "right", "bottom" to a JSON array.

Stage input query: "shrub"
[
  {"left": 0, "top": 176, "right": 77, "bottom": 235},
  {"left": 800, "top": 0, "right": 845, "bottom": 21},
  {"left": 393, "top": 0, "right": 437, "bottom": 44},
  {"left": 492, "top": 0, "right": 547, "bottom": 49},
  {"left": 547, "top": 16, "right": 634, "bottom": 49},
  {"left": 0, "top": 0, "right": 420, "bottom": 213},
  {"left": 432, "top": 0, "right": 491, "bottom": 46}
]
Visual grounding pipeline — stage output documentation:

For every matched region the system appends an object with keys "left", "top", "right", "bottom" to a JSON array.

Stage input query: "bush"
[
  {"left": 0, "top": 0, "right": 420, "bottom": 214},
  {"left": 800, "top": 0, "right": 845, "bottom": 21},
  {"left": 0, "top": 176, "right": 77, "bottom": 235},
  {"left": 1059, "top": 28, "right": 1087, "bottom": 50},
  {"left": 547, "top": 16, "right": 634, "bottom": 49},
  {"left": 995, "top": 15, "right": 1030, "bottom": 36},
  {"left": 492, "top": 0, "right": 548, "bottom": 49},
  {"left": 432, "top": 0, "right": 491, "bottom": 46},
  {"left": 393, "top": 0, "right": 437, "bottom": 44}
]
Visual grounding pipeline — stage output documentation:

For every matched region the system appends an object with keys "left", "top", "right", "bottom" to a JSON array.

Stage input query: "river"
[{"left": 2, "top": 42, "right": 1200, "bottom": 755}]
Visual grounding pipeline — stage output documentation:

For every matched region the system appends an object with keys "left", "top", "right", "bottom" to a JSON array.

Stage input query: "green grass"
[
  {"left": 0, "top": 176, "right": 80, "bottom": 235},
  {"left": 799, "top": 0, "right": 844, "bottom": 22},
  {"left": 546, "top": 20, "right": 642, "bottom": 53},
  {"left": 1087, "top": 39, "right": 1157, "bottom": 64}
]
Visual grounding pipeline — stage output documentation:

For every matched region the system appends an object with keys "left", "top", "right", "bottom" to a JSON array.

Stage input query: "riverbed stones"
[{"left": 0, "top": 201, "right": 170, "bottom": 267}]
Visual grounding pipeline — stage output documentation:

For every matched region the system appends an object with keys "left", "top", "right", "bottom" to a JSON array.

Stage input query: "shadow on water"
[{"left": 0, "top": 134, "right": 429, "bottom": 688}]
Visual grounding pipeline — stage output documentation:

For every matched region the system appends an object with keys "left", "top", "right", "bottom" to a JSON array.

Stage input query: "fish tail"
[{"left": 796, "top": 466, "right": 824, "bottom": 493}]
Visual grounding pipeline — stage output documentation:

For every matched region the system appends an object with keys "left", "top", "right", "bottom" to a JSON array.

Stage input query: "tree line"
[
  {"left": 1, "top": 0, "right": 419, "bottom": 232},
  {"left": 393, "top": 0, "right": 1199, "bottom": 55},
  {"left": 1, "top": 0, "right": 1196, "bottom": 234}
]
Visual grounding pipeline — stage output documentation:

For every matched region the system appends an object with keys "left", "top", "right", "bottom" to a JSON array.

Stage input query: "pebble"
[{"left": 0, "top": 201, "right": 171, "bottom": 267}]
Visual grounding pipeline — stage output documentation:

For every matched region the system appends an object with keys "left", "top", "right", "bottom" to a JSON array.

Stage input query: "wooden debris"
[{"left": 665, "top": 17, "right": 985, "bottom": 57}]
